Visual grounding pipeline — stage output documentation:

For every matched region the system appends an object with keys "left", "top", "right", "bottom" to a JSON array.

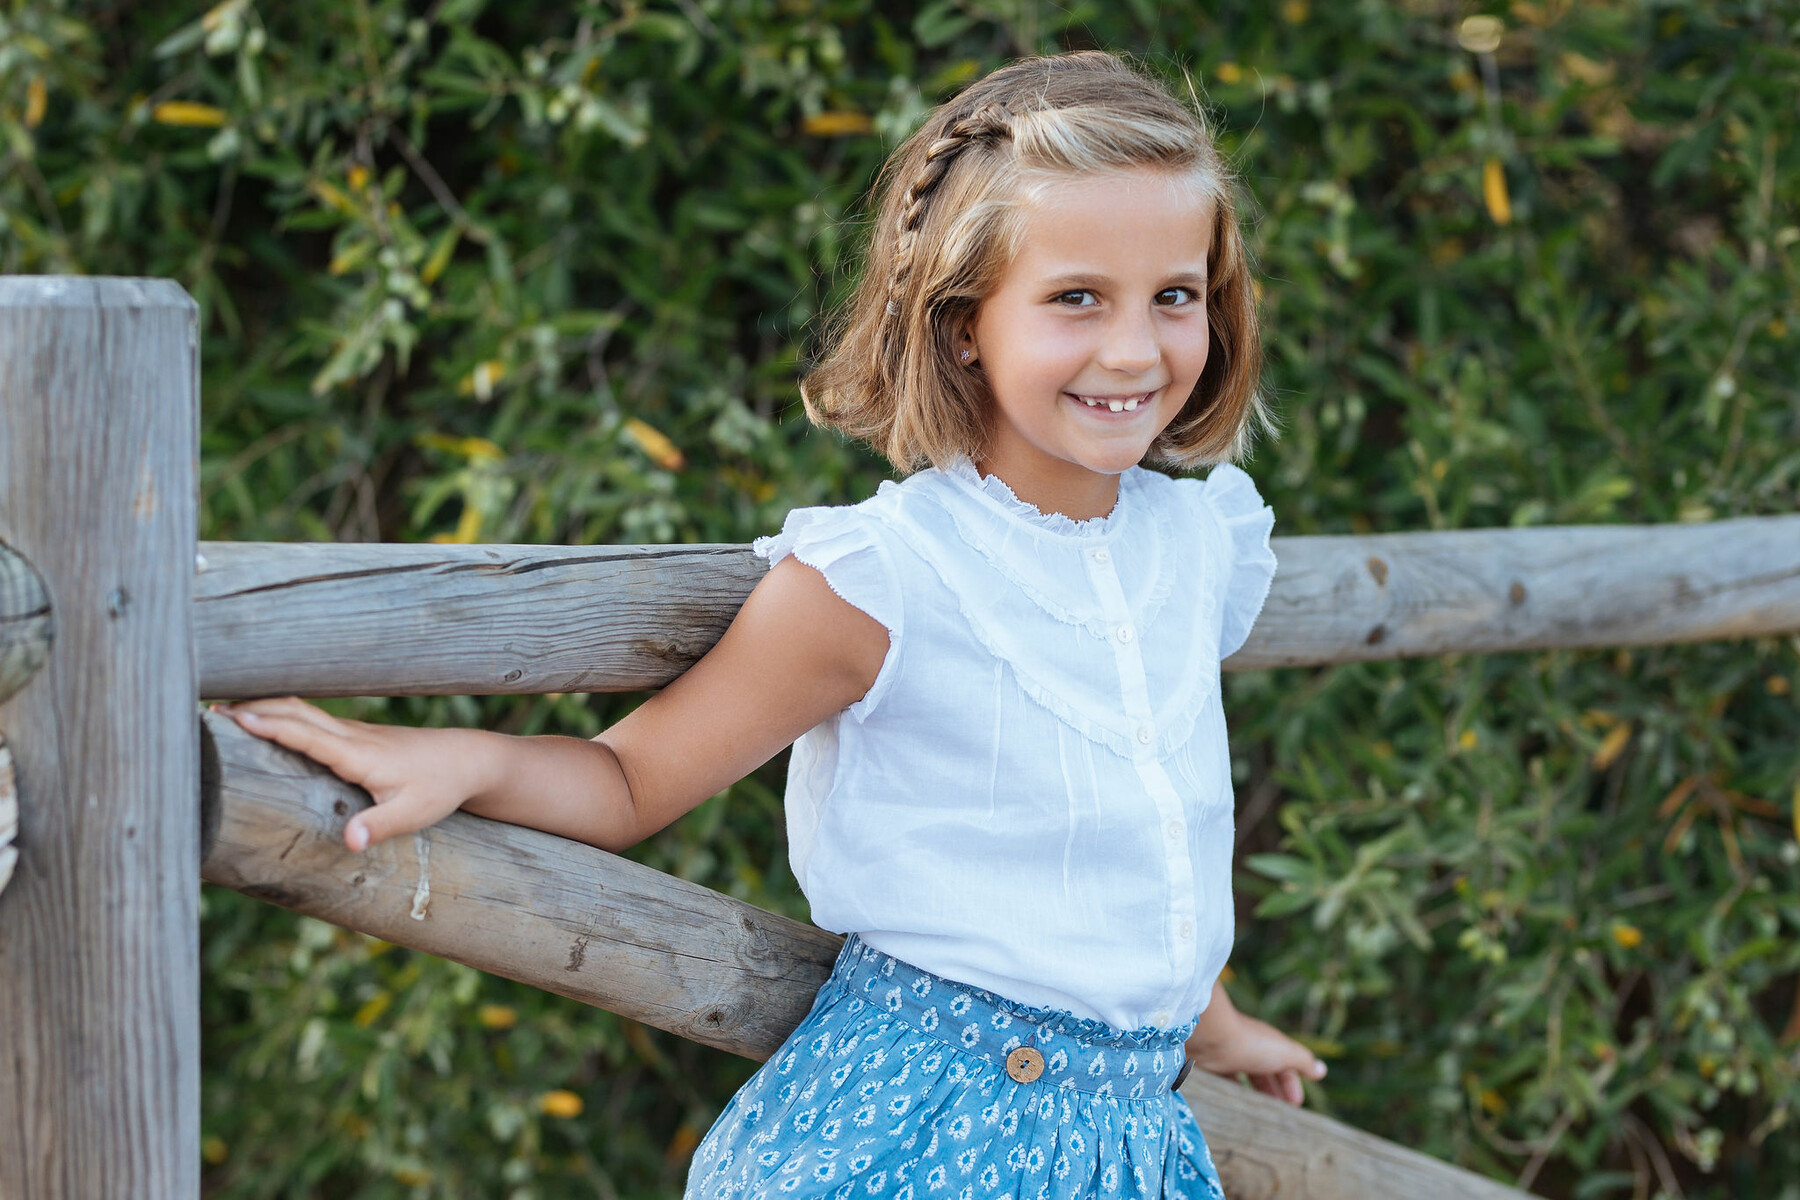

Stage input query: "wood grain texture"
[
  {"left": 195, "top": 515, "right": 1800, "bottom": 699},
  {"left": 0, "top": 277, "right": 200, "bottom": 1200},
  {"left": 200, "top": 712, "right": 842, "bottom": 1057},
  {"left": 203, "top": 713, "right": 1535, "bottom": 1199},
  {"left": 197, "top": 541, "right": 763, "bottom": 698},
  {"left": 0, "top": 735, "right": 15, "bottom": 899},
  {"left": 1182, "top": 1071, "right": 1532, "bottom": 1198},
  {"left": 0, "top": 538, "right": 51, "bottom": 707}
]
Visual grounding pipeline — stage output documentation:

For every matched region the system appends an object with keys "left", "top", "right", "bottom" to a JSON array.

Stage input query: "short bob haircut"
[{"left": 802, "top": 51, "right": 1272, "bottom": 474}]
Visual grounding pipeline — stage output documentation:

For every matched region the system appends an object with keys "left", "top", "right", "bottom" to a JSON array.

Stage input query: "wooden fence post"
[{"left": 0, "top": 278, "right": 200, "bottom": 1199}]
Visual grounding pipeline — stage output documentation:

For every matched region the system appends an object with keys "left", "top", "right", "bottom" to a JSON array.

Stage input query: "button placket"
[{"left": 1084, "top": 541, "right": 1198, "bottom": 1020}]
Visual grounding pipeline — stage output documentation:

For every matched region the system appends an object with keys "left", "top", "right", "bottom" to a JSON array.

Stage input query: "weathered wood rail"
[
  {"left": 5, "top": 277, "right": 1797, "bottom": 1200},
  {"left": 193, "top": 521, "right": 1800, "bottom": 697}
]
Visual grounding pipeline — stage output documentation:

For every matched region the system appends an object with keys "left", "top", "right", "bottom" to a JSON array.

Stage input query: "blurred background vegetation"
[{"left": 5, "top": 0, "right": 1798, "bottom": 1196}]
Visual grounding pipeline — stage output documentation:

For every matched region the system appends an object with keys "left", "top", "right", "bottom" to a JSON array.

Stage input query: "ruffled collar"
[{"left": 942, "top": 458, "right": 1136, "bottom": 539}]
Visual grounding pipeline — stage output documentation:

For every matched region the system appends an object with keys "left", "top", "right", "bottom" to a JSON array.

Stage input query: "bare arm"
[
  {"left": 216, "top": 555, "right": 890, "bottom": 854},
  {"left": 1184, "top": 977, "right": 1327, "bottom": 1106}
]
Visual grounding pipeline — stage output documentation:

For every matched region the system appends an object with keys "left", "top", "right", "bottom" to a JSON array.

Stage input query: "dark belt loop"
[{"left": 1171, "top": 1058, "right": 1193, "bottom": 1091}]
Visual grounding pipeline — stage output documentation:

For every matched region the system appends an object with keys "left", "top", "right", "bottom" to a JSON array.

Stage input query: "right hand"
[{"left": 213, "top": 697, "right": 495, "bottom": 853}]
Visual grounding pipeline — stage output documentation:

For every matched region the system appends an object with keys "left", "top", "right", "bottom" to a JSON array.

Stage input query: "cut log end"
[{"left": 0, "top": 539, "right": 53, "bottom": 707}]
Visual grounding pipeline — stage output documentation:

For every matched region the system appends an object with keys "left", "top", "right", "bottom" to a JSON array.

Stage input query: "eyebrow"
[{"left": 1039, "top": 270, "right": 1209, "bottom": 290}]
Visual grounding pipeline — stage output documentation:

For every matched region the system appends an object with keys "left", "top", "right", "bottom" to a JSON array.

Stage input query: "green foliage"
[{"left": 5, "top": 0, "right": 1798, "bottom": 1196}]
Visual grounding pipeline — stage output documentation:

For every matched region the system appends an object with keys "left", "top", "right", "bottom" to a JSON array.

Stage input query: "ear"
[{"left": 956, "top": 324, "right": 978, "bottom": 366}]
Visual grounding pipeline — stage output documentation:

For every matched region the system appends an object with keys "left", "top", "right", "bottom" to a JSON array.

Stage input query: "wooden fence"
[{"left": 1, "top": 278, "right": 1796, "bottom": 1198}]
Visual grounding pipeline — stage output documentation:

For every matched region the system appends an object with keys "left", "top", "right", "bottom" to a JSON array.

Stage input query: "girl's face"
[{"left": 968, "top": 167, "right": 1215, "bottom": 517}]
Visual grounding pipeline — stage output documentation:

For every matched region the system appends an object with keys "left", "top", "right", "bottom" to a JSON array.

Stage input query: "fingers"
[
  {"left": 345, "top": 793, "right": 442, "bottom": 852},
  {"left": 214, "top": 698, "right": 362, "bottom": 774},
  {"left": 1248, "top": 1069, "right": 1303, "bottom": 1106}
]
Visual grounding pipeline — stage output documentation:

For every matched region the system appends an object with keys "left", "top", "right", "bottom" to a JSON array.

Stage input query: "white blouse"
[{"left": 752, "top": 459, "right": 1277, "bottom": 1031}]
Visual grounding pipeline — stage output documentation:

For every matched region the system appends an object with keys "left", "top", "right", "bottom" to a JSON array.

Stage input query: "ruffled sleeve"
[
  {"left": 1201, "top": 463, "right": 1278, "bottom": 660},
  {"left": 752, "top": 505, "right": 903, "bottom": 720}
]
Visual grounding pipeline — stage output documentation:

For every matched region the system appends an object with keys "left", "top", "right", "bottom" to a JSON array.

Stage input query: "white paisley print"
[{"left": 684, "top": 936, "right": 1226, "bottom": 1200}]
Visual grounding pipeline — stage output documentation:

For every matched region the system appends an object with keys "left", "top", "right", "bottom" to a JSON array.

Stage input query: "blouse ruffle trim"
[
  {"left": 943, "top": 457, "right": 1126, "bottom": 538},
  {"left": 1201, "top": 463, "right": 1278, "bottom": 660},
  {"left": 752, "top": 505, "right": 903, "bottom": 721},
  {"left": 933, "top": 487, "right": 1177, "bottom": 641},
  {"left": 871, "top": 501, "right": 1217, "bottom": 762}
]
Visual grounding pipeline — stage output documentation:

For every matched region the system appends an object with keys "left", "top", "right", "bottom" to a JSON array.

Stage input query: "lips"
[{"left": 1067, "top": 391, "right": 1155, "bottom": 413}]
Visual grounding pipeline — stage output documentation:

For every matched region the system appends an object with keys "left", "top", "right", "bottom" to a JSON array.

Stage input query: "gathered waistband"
[{"left": 822, "top": 934, "right": 1194, "bottom": 1100}]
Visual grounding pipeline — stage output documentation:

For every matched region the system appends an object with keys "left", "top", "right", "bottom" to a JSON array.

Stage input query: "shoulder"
[{"left": 1140, "top": 462, "right": 1273, "bottom": 527}]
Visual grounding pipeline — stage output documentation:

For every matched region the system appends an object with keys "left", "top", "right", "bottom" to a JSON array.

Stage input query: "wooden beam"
[
  {"left": 199, "top": 713, "right": 841, "bottom": 1057},
  {"left": 0, "top": 277, "right": 200, "bottom": 1199},
  {"left": 196, "top": 515, "right": 1800, "bottom": 699},
  {"left": 201, "top": 713, "right": 1535, "bottom": 1199}
]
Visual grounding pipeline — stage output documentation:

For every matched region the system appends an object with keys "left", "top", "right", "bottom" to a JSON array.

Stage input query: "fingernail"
[
  {"left": 1313, "top": 1058, "right": 1327, "bottom": 1077},
  {"left": 347, "top": 821, "right": 368, "bottom": 853}
]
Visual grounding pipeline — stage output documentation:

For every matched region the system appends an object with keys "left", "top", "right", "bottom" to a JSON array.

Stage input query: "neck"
[{"left": 971, "top": 456, "right": 1123, "bottom": 522}]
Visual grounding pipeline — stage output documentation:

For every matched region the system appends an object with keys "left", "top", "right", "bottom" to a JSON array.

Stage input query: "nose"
[{"left": 1095, "top": 306, "right": 1160, "bottom": 376}]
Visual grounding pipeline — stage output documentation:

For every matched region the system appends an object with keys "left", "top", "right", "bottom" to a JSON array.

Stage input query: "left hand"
[{"left": 1183, "top": 980, "right": 1326, "bottom": 1106}]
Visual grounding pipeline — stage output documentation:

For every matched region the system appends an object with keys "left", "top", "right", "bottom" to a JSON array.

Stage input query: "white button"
[
  {"left": 1153, "top": 1010, "right": 1171, "bottom": 1025},
  {"left": 1165, "top": 819, "right": 1183, "bottom": 841},
  {"left": 1178, "top": 919, "right": 1194, "bottom": 940},
  {"left": 1116, "top": 624, "right": 1135, "bottom": 644},
  {"left": 1091, "top": 547, "right": 1110, "bottom": 564},
  {"left": 1136, "top": 724, "right": 1153, "bottom": 745}
]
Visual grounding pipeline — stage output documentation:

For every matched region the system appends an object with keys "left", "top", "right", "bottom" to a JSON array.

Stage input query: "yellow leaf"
[
  {"left": 1482, "top": 158, "right": 1512, "bottom": 226},
  {"left": 152, "top": 101, "right": 228, "bottom": 128},
  {"left": 392, "top": 1166, "right": 433, "bottom": 1187},
  {"left": 1579, "top": 708, "right": 1619, "bottom": 730},
  {"left": 477, "top": 1004, "right": 517, "bottom": 1030},
  {"left": 202, "top": 0, "right": 243, "bottom": 32},
  {"left": 1765, "top": 674, "right": 1790, "bottom": 696},
  {"left": 347, "top": 165, "right": 370, "bottom": 191},
  {"left": 802, "top": 110, "right": 873, "bottom": 137},
  {"left": 457, "top": 360, "right": 506, "bottom": 401},
  {"left": 353, "top": 991, "right": 392, "bottom": 1028},
  {"left": 327, "top": 240, "right": 374, "bottom": 276},
  {"left": 24, "top": 78, "right": 46, "bottom": 129},
  {"left": 1610, "top": 922, "right": 1643, "bottom": 949},
  {"left": 665, "top": 1123, "right": 702, "bottom": 1166},
  {"left": 421, "top": 227, "right": 460, "bottom": 284},
  {"left": 623, "top": 417, "right": 686, "bottom": 471},
  {"left": 1479, "top": 1088, "right": 1506, "bottom": 1115},
  {"left": 539, "top": 1089, "right": 584, "bottom": 1118},
  {"left": 1214, "top": 62, "right": 1242, "bottom": 85},
  {"left": 201, "top": 1136, "right": 228, "bottom": 1165},
  {"left": 451, "top": 505, "right": 482, "bottom": 545},
  {"left": 1458, "top": 729, "right": 1478, "bottom": 750},
  {"left": 1280, "top": 0, "right": 1308, "bottom": 23},
  {"left": 1591, "top": 722, "right": 1632, "bottom": 771},
  {"left": 1559, "top": 52, "right": 1616, "bottom": 87},
  {"left": 308, "top": 180, "right": 359, "bottom": 215}
]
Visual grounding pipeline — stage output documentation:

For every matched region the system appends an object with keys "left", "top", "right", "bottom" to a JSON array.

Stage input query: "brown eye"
[
  {"left": 1054, "top": 290, "right": 1098, "bottom": 307},
  {"left": 1155, "top": 287, "right": 1199, "bottom": 307}
]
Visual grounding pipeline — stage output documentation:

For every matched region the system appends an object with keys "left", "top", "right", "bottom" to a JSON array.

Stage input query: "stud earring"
[{"left": 959, "top": 349, "right": 973, "bottom": 364}]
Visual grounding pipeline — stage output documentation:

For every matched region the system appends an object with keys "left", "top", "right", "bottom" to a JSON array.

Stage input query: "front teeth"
[{"left": 1077, "top": 395, "right": 1143, "bottom": 411}]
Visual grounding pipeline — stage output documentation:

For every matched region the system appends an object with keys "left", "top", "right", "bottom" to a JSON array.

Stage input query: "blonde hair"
[{"left": 802, "top": 51, "right": 1271, "bottom": 473}]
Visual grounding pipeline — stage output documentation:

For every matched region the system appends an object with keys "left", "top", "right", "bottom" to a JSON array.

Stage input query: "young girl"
[{"left": 220, "top": 50, "right": 1325, "bottom": 1200}]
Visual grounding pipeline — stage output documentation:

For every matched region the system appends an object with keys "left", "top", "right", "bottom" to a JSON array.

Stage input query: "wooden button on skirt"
[{"left": 1005, "top": 1045, "right": 1046, "bottom": 1083}]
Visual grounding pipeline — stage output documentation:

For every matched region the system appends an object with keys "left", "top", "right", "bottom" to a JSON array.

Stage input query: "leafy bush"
[{"left": 4, "top": 1, "right": 1797, "bottom": 1196}]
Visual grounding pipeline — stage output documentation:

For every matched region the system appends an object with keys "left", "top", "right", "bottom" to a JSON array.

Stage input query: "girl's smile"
[{"left": 967, "top": 166, "right": 1217, "bottom": 521}]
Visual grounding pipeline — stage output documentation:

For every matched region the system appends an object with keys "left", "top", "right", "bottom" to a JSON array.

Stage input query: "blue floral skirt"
[{"left": 684, "top": 935, "right": 1226, "bottom": 1199}]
